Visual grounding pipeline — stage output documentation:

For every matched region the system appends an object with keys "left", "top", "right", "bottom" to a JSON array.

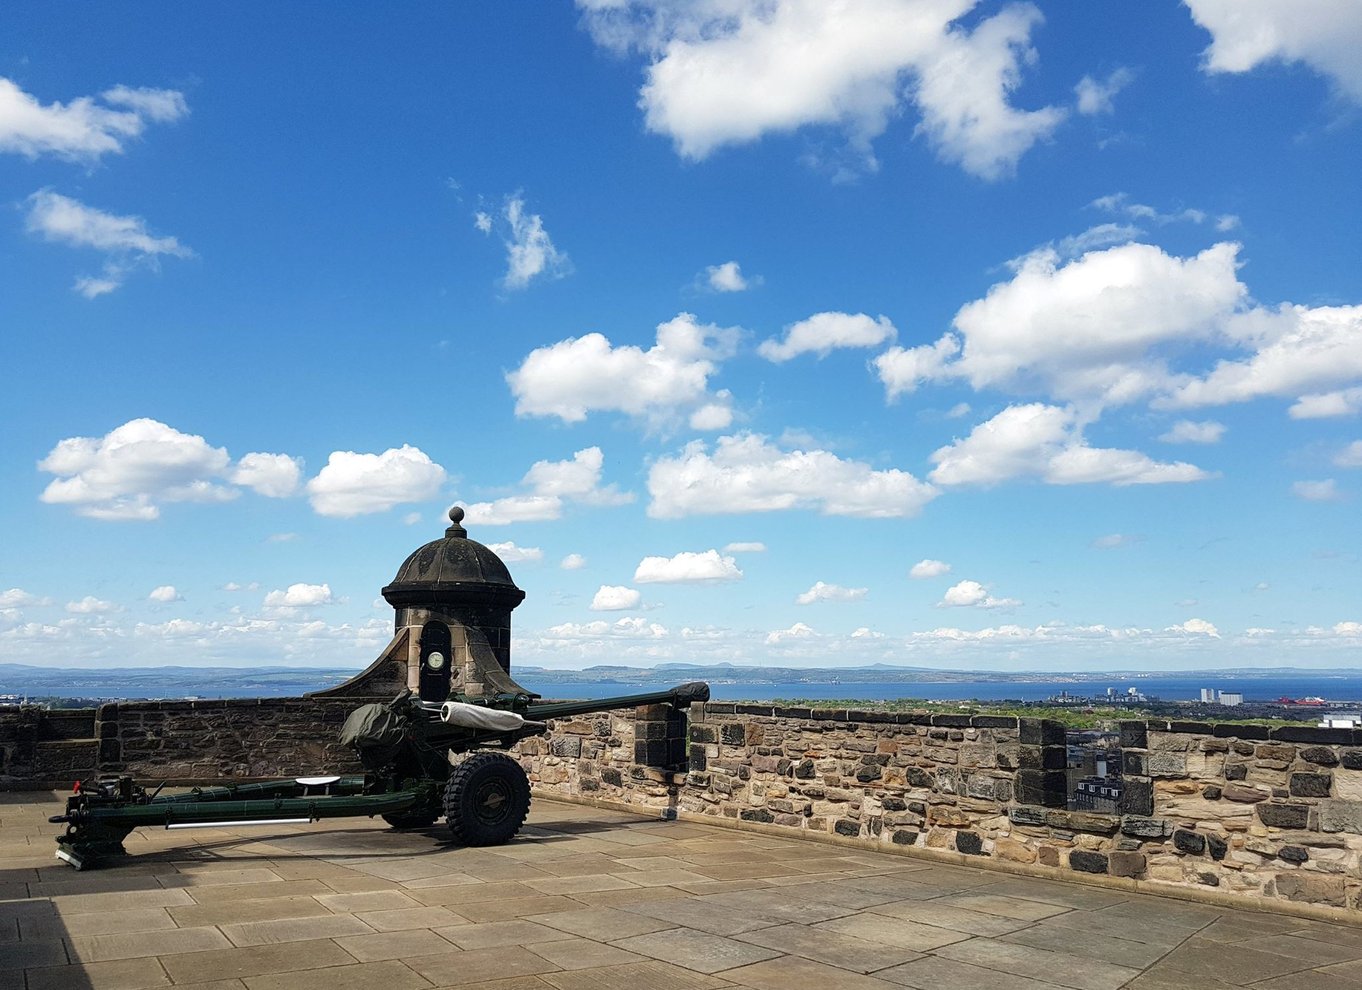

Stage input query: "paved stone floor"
[{"left": 4, "top": 791, "right": 1362, "bottom": 990}]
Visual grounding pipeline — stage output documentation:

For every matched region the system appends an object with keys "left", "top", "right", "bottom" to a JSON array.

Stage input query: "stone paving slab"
[{"left": 5, "top": 791, "right": 1362, "bottom": 989}]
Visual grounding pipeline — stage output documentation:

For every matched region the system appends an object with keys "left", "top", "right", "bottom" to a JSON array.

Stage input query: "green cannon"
[{"left": 49, "top": 681, "right": 709, "bottom": 870}]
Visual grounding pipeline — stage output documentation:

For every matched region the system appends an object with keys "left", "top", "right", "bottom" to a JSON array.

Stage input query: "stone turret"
[{"left": 311, "top": 507, "right": 528, "bottom": 700}]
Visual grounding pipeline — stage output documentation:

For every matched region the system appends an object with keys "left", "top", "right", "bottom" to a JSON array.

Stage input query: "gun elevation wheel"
[{"left": 444, "top": 752, "right": 530, "bottom": 846}]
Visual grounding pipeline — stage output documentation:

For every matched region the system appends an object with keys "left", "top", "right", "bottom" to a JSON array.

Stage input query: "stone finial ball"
[{"left": 449, "top": 505, "right": 465, "bottom": 525}]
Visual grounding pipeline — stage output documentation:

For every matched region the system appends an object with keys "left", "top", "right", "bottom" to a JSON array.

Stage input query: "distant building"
[
  {"left": 1072, "top": 777, "right": 1124, "bottom": 813},
  {"left": 1321, "top": 715, "right": 1360, "bottom": 729},
  {"left": 1200, "top": 688, "right": 1215, "bottom": 703},
  {"left": 1219, "top": 691, "right": 1244, "bottom": 706}
]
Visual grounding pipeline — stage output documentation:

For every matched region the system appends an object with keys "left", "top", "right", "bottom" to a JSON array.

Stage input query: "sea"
[{"left": 513, "top": 674, "right": 1362, "bottom": 705}]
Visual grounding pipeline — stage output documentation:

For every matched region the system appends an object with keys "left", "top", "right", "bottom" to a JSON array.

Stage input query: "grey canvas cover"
[{"left": 339, "top": 702, "right": 407, "bottom": 766}]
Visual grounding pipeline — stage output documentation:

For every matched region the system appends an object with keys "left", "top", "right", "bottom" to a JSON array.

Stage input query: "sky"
[{"left": 0, "top": 1, "right": 1359, "bottom": 674}]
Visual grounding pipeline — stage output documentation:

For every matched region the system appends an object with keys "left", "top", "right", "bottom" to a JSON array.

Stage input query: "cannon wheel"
[{"left": 444, "top": 752, "right": 530, "bottom": 846}]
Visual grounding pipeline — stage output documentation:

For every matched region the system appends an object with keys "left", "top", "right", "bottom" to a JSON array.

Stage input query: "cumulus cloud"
[
  {"left": 485, "top": 542, "right": 543, "bottom": 563},
  {"left": 463, "top": 495, "right": 563, "bottom": 526},
  {"left": 929, "top": 404, "right": 1211, "bottom": 487},
  {"left": 634, "top": 549, "right": 743, "bottom": 584},
  {"left": 263, "top": 583, "right": 334, "bottom": 608},
  {"left": 765, "top": 621, "right": 817, "bottom": 645},
  {"left": 465, "top": 447, "right": 632, "bottom": 525},
  {"left": 874, "top": 334, "right": 962, "bottom": 400},
  {"left": 689, "top": 392, "right": 735, "bottom": 431},
  {"left": 231, "top": 452, "right": 303, "bottom": 498},
  {"left": 940, "top": 579, "right": 1019, "bottom": 609},
  {"left": 0, "top": 589, "right": 52, "bottom": 608},
  {"left": 723, "top": 541, "right": 767, "bottom": 554},
  {"left": 561, "top": 553, "right": 587, "bottom": 570},
  {"left": 590, "top": 585, "right": 643, "bottom": 611},
  {"left": 1159, "top": 420, "right": 1226, "bottom": 444},
  {"left": 306, "top": 445, "right": 446, "bottom": 518},
  {"left": 147, "top": 585, "right": 182, "bottom": 603},
  {"left": 1290, "top": 388, "right": 1362, "bottom": 420},
  {"left": 796, "top": 581, "right": 868, "bottom": 605},
  {"left": 66, "top": 596, "right": 116, "bottom": 614},
  {"left": 1185, "top": 0, "right": 1362, "bottom": 102},
  {"left": 649, "top": 432, "right": 937, "bottom": 519},
  {"left": 1292, "top": 479, "right": 1342, "bottom": 502},
  {"left": 703, "top": 260, "right": 756, "bottom": 292},
  {"left": 477, "top": 193, "right": 570, "bottom": 289},
  {"left": 39, "top": 418, "right": 237, "bottom": 520},
  {"left": 25, "top": 191, "right": 193, "bottom": 297},
  {"left": 1168, "top": 617, "right": 1220, "bottom": 638},
  {"left": 579, "top": 0, "right": 1065, "bottom": 179},
  {"left": 0, "top": 78, "right": 187, "bottom": 162},
  {"left": 909, "top": 559, "right": 952, "bottom": 579},
  {"left": 508, "top": 312, "right": 738, "bottom": 427},
  {"left": 1075, "top": 67, "right": 1134, "bottom": 115},
  {"left": 1334, "top": 441, "right": 1362, "bottom": 468},
  {"left": 546, "top": 616, "right": 667, "bottom": 638},
  {"left": 759, "top": 311, "right": 896, "bottom": 363}
]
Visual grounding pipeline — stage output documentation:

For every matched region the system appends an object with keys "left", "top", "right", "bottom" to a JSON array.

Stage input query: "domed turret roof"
[{"left": 381, "top": 507, "right": 525, "bottom": 608}]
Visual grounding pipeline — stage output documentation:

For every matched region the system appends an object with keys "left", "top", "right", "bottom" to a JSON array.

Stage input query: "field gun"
[{"left": 50, "top": 681, "right": 709, "bottom": 869}]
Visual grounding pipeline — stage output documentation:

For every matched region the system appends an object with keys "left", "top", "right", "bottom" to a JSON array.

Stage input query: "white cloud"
[
  {"left": 852, "top": 627, "right": 884, "bottom": 639},
  {"left": 1168, "top": 617, "right": 1220, "bottom": 638},
  {"left": 521, "top": 446, "right": 633, "bottom": 505},
  {"left": 723, "top": 541, "right": 767, "bottom": 554},
  {"left": 486, "top": 542, "right": 543, "bottom": 563},
  {"left": 634, "top": 549, "right": 743, "bottom": 584},
  {"left": 1292, "top": 479, "right": 1342, "bottom": 502},
  {"left": 403, "top": 511, "right": 423, "bottom": 525},
  {"left": 486, "top": 193, "right": 571, "bottom": 289},
  {"left": 689, "top": 394, "right": 735, "bottom": 431},
  {"left": 231, "top": 452, "right": 303, "bottom": 498},
  {"left": 1160, "top": 305, "right": 1362, "bottom": 411},
  {"left": 947, "top": 402, "right": 971, "bottom": 418},
  {"left": 0, "top": 588, "right": 52, "bottom": 609},
  {"left": 648, "top": 432, "right": 937, "bottom": 519},
  {"left": 590, "top": 585, "right": 643, "bottom": 611},
  {"left": 267, "top": 532, "right": 298, "bottom": 543},
  {"left": 148, "top": 585, "right": 182, "bottom": 603},
  {"left": 1092, "top": 533, "right": 1136, "bottom": 550},
  {"left": 561, "top": 553, "right": 587, "bottom": 570},
  {"left": 765, "top": 621, "right": 817, "bottom": 645},
  {"left": 1334, "top": 441, "right": 1362, "bottom": 468},
  {"left": 1075, "top": 67, "right": 1134, "bottom": 115},
  {"left": 1290, "top": 388, "right": 1362, "bottom": 419},
  {"left": 263, "top": 583, "right": 334, "bottom": 608},
  {"left": 546, "top": 616, "right": 667, "bottom": 638},
  {"left": 759, "top": 311, "right": 896, "bottom": 363},
  {"left": 462, "top": 495, "right": 563, "bottom": 526},
  {"left": 39, "top": 418, "right": 237, "bottom": 520},
  {"left": 929, "top": 404, "right": 1211, "bottom": 487},
  {"left": 796, "top": 581, "right": 868, "bottom": 605},
  {"left": 66, "top": 596, "right": 116, "bottom": 614},
  {"left": 508, "top": 312, "right": 738, "bottom": 427},
  {"left": 1159, "top": 420, "right": 1226, "bottom": 444},
  {"left": 909, "top": 558, "right": 951, "bottom": 579},
  {"left": 578, "top": 0, "right": 1063, "bottom": 179},
  {"left": 306, "top": 445, "right": 446, "bottom": 518},
  {"left": 704, "top": 260, "right": 754, "bottom": 292},
  {"left": 1090, "top": 192, "right": 1208, "bottom": 227},
  {"left": 0, "top": 78, "right": 186, "bottom": 162},
  {"left": 25, "top": 191, "right": 193, "bottom": 297},
  {"left": 1185, "top": 0, "right": 1362, "bottom": 102},
  {"left": 940, "top": 579, "right": 1019, "bottom": 609},
  {"left": 874, "top": 334, "right": 962, "bottom": 400}
]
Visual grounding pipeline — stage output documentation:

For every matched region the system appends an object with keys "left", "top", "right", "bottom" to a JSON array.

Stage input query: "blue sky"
[{"left": 1, "top": 1, "right": 1359, "bottom": 672}]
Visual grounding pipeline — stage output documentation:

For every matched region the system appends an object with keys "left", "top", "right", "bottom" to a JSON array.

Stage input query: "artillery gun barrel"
[{"left": 525, "top": 681, "right": 709, "bottom": 721}]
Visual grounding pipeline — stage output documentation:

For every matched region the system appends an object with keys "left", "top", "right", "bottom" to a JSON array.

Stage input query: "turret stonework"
[{"left": 310, "top": 506, "right": 528, "bottom": 700}]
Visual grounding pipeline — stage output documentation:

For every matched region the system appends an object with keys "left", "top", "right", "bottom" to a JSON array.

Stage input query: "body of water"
[{"left": 514, "top": 675, "right": 1362, "bottom": 705}]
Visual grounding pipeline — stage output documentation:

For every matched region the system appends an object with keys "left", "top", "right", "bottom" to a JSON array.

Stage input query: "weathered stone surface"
[
  {"left": 955, "top": 831, "right": 983, "bottom": 855},
  {"left": 1278, "top": 845, "right": 1308, "bottom": 863},
  {"left": 891, "top": 828, "right": 918, "bottom": 845},
  {"left": 1206, "top": 834, "right": 1227, "bottom": 861},
  {"left": 1318, "top": 799, "right": 1362, "bottom": 834},
  {"left": 1256, "top": 802, "right": 1310, "bottom": 829},
  {"left": 1221, "top": 783, "right": 1270, "bottom": 803},
  {"left": 1173, "top": 829, "right": 1206, "bottom": 855},
  {"left": 1341, "top": 750, "right": 1362, "bottom": 771},
  {"left": 1288, "top": 772, "right": 1332, "bottom": 798},
  {"left": 1275, "top": 871, "right": 1346, "bottom": 906},
  {"left": 1068, "top": 850, "right": 1108, "bottom": 874},
  {"left": 1148, "top": 752, "right": 1188, "bottom": 777},
  {"left": 1202, "top": 785, "right": 1222, "bottom": 800},
  {"left": 1299, "top": 746, "right": 1339, "bottom": 767},
  {"left": 1108, "top": 850, "right": 1146, "bottom": 877},
  {"left": 1121, "top": 816, "right": 1172, "bottom": 838}
]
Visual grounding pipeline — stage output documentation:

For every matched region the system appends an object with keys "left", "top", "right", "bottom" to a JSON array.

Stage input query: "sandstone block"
[
  {"left": 1319, "top": 800, "right": 1362, "bottom": 834},
  {"left": 1222, "top": 783, "right": 1270, "bottom": 803},
  {"left": 994, "top": 837, "right": 1037, "bottom": 863},
  {"left": 1275, "top": 871, "right": 1346, "bottom": 906},
  {"left": 1109, "top": 850, "right": 1146, "bottom": 877}
]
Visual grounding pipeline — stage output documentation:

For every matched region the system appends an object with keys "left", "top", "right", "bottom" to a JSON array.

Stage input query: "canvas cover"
[
  {"left": 339, "top": 702, "right": 407, "bottom": 752},
  {"left": 439, "top": 701, "right": 526, "bottom": 732}
]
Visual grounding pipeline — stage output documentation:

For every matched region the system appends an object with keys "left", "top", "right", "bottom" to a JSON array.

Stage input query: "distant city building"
[
  {"left": 1321, "top": 715, "right": 1360, "bottom": 729},
  {"left": 1219, "top": 691, "right": 1244, "bottom": 706},
  {"left": 1072, "top": 776, "right": 1124, "bottom": 813},
  {"left": 1200, "top": 688, "right": 1215, "bottom": 703}
]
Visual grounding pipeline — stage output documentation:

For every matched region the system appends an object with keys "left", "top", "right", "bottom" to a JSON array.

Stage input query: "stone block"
[
  {"left": 971, "top": 715, "right": 1017, "bottom": 728},
  {"left": 1256, "top": 802, "right": 1310, "bottom": 829},
  {"left": 1122, "top": 751, "right": 1148, "bottom": 776},
  {"left": 1045, "top": 810, "right": 1119, "bottom": 834},
  {"left": 1015, "top": 769, "right": 1066, "bottom": 808},
  {"left": 1118, "top": 778, "right": 1154, "bottom": 816},
  {"left": 1118, "top": 721, "right": 1148, "bottom": 749},
  {"left": 1341, "top": 750, "right": 1362, "bottom": 770},
  {"left": 955, "top": 831, "right": 983, "bottom": 855},
  {"left": 1069, "top": 850, "right": 1108, "bottom": 874},
  {"left": 1202, "top": 785, "right": 1222, "bottom": 800},
  {"left": 1222, "top": 783, "right": 1270, "bottom": 803},
  {"left": 1273, "top": 726, "right": 1352, "bottom": 745},
  {"left": 834, "top": 818, "right": 860, "bottom": 837},
  {"left": 720, "top": 723, "right": 746, "bottom": 747},
  {"left": 1275, "top": 871, "right": 1346, "bottom": 906},
  {"left": 1009, "top": 806, "right": 1046, "bottom": 826},
  {"left": 891, "top": 828, "right": 919, "bottom": 845},
  {"left": 1168, "top": 721, "right": 1212, "bottom": 735},
  {"left": 1289, "top": 772, "right": 1332, "bottom": 798},
  {"left": 1299, "top": 746, "right": 1339, "bottom": 767},
  {"left": 994, "top": 836, "right": 1036, "bottom": 862},
  {"left": 1224, "top": 763, "right": 1248, "bottom": 780},
  {"left": 1148, "top": 752, "right": 1187, "bottom": 778},
  {"left": 1279, "top": 845, "right": 1308, "bottom": 863},
  {"left": 1109, "top": 850, "right": 1146, "bottom": 877},
  {"left": 1019, "top": 746, "right": 1066, "bottom": 770},
  {"left": 1019, "top": 719, "right": 1065, "bottom": 747},
  {"left": 739, "top": 808, "right": 774, "bottom": 824},
  {"left": 1121, "top": 816, "right": 1172, "bottom": 838},
  {"left": 1215, "top": 723, "right": 1270, "bottom": 740},
  {"left": 1318, "top": 799, "right": 1362, "bottom": 834},
  {"left": 1173, "top": 829, "right": 1206, "bottom": 855},
  {"left": 1206, "top": 834, "right": 1227, "bottom": 860}
]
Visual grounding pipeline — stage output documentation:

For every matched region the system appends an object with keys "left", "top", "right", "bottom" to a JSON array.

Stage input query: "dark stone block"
[
  {"left": 1118, "top": 778, "right": 1154, "bottom": 817},
  {"left": 1289, "top": 772, "right": 1332, "bottom": 797},
  {"left": 1207, "top": 834, "right": 1227, "bottom": 860},
  {"left": 1045, "top": 810, "right": 1119, "bottom": 834},
  {"left": 891, "top": 829, "right": 919, "bottom": 845},
  {"left": 793, "top": 758, "right": 815, "bottom": 779},
  {"left": 1212, "top": 723, "right": 1269, "bottom": 740},
  {"left": 855, "top": 764, "right": 882, "bottom": 783},
  {"left": 1300, "top": 746, "right": 1339, "bottom": 767},
  {"left": 1122, "top": 751, "right": 1148, "bottom": 776},
  {"left": 855, "top": 710, "right": 895, "bottom": 724},
  {"left": 1009, "top": 806, "right": 1046, "bottom": 826},
  {"left": 1256, "top": 802, "right": 1310, "bottom": 829},
  {"left": 834, "top": 818, "right": 860, "bottom": 837},
  {"left": 1197, "top": 872, "right": 1220, "bottom": 887},
  {"left": 686, "top": 721, "right": 711, "bottom": 743},
  {"left": 1019, "top": 719, "right": 1066, "bottom": 747},
  {"left": 1342, "top": 750, "right": 1362, "bottom": 771},
  {"left": 895, "top": 712, "right": 934, "bottom": 726},
  {"left": 1279, "top": 845, "right": 1309, "bottom": 863},
  {"left": 739, "top": 808, "right": 774, "bottom": 824},
  {"left": 601, "top": 767, "right": 622, "bottom": 787},
  {"left": 1273, "top": 726, "right": 1352, "bottom": 745},
  {"left": 971, "top": 715, "right": 1018, "bottom": 729},
  {"left": 735, "top": 704, "right": 774, "bottom": 718},
  {"left": 1224, "top": 763, "right": 1247, "bottom": 781},
  {"left": 810, "top": 709, "right": 848, "bottom": 721},
  {"left": 955, "top": 831, "right": 983, "bottom": 855},
  {"left": 1121, "top": 816, "right": 1171, "bottom": 838},
  {"left": 1015, "top": 770, "right": 1067, "bottom": 808},
  {"left": 1109, "top": 850, "right": 1145, "bottom": 877},
  {"left": 1069, "top": 850, "right": 1108, "bottom": 874},
  {"left": 1118, "top": 721, "right": 1148, "bottom": 749},
  {"left": 688, "top": 745, "right": 707, "bottom": 771},
  {"left": 1202, "top": 785, "right": 1222, "bottom": 800},
  {"left": 906, "top": 766, "right": 933, "bottom": 788},
  {"left": 1174, "top": 829, "right": 1206, "bottom": 855},
  {"left": 720, "top": 724, "right": 746, "bottom": 746},
  {"left": 1168, "top": 721, "right": 1212, "bottom": 735},
  {"left": 931, "top": 714, "right": 973, "bottom": 728},
  {"left": 705, "top": 703, "right": 736, "bottom": 715},
  {"left": 777, "top": 707, "right": 813, "bottom": 720},
  {"left": 882, "top": 797, "right": 908, "bottom": 811}
]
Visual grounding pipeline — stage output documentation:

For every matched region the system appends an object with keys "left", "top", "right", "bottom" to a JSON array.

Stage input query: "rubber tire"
[
  {"left": 381, "top": 808, "right": 439, "bottom": 829},
  {"left": 444, "top": 752, "right": 531, "bottom": 846}
]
